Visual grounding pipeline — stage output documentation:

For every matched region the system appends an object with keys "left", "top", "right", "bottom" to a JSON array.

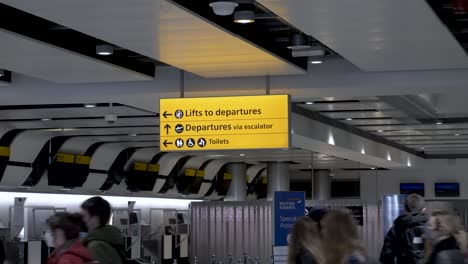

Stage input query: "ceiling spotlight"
[
  {"left": 370, "top": 167, "right": 376, "bottom": 170},
  {"left": 305, "top": 102, "right": 314, "bottom": 105},
  {"left": 240, "top": 153, "right": 246, "bottom": 157},
  {"left": 436, "top": 121, "right": 443, "bottom": 125},
  {"left": 0, "top": 70, "right": 4, "bottom": 77},
  {"left": 96, "top": 44, "right": 114, "bottom": 56},
  {"left": 287, "top": 34, "right": 310, "bottom": 50},
  {"left": 128, "top": 134, "right": 137, "bottom": 137},
  {"left": 455, "top": 133, "right": 460, "bottom": 136},
  {"left": 209, "top": 1, "right": 238, "bottom": 16},
  {"left": 310, "top": 60, "right": 323, "bottom": 64},
  {"left": 346, "top": 118, "right": 353, "bottom": 121},
  {"left": 84, "top": 104, "right": 96, "bottom": 108},
  {"left": 234, "top": 10, "right": 255, "bottom": 24},
  {"left": 41, "top": 118, "right": 51, "bottom": 121},
  {"left": 377, "top": 130, "right": 384, "bottom": 133}
]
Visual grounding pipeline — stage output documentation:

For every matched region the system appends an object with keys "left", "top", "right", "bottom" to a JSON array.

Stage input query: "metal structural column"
[
  {"left": 266, "top": 162, "right": 290, "bottom": 201},
  {"left": 225, "top": 162, "right": 247, "bottom": 201},
  {"left": 313, "top": 169, "right": 331, "bottom": 200}
]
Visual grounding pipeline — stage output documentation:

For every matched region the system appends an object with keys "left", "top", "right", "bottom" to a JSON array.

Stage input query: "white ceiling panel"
[
  {"left": 0, "top": 106, "right": 154, "bottom": 120},
  {"left": 257, "top": 0, "right": 468, "bottom": 71},
  {"left": 0, "top": 117, "right": 158, "bottom": 129},
  {"left": 0, "top": 29, "right": 152, "bottom": 83},
  {"left": 3, "top": 0, "right": 304, "bottom": 78}
]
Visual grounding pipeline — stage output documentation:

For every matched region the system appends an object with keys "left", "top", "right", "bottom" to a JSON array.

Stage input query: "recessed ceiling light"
[
  {"left": 234, "top": 10, "right": 255, "bottom": 24},
  {"left": 239, "top": 153, "right": 246, "bottom": 157},
  {"left": 436, "top": 121, "right": 443, "bottom": 125},
  {"left": 96, "top": 44, "right": 114, "bottom": 56},
  {"left": 370, "top": 167, "right": 376, "bottom": 170},
  {"left": 455, "top": 133, "right": 460, "bottom": 136},
  {"left": 377, "top": 130, "right": 384, "bottom": 133},
  {"left": 128, "top": 134, "right": 137, "bottom": 137},
  {"left": 0, "top": 70, "right": 4, "bottom": 77},
  {"left": 310, "top": 60, "right": 323, "bottom": 64},
  {"left": 420, "top": 147, "right": 425, "bottom": 150},
  {"left": 346, "top": 118, "right": 353, "bottom": 121},
  {"left": 41, "top": 118, "right": 51, "bottom": 121},
  {"left": 84, "top": 104, "right": 96, "bottom": 108},
  {"left": 305, "top": 102, "right": 314, "bottom": 105}
]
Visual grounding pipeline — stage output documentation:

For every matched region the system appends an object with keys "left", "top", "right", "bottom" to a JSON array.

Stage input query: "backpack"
[{"left": 398, "top": 224, "right": 425, "bottom": 263}]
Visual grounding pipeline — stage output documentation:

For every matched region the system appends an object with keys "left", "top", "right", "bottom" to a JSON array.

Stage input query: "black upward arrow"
[
  {"left": 163, "top": 111, "right": 172, "bottom": 119},
  {"left": 163, "top": 140, "right": 173, "bottom": 148},
  {"left": 164, "top": 124, "right": 171, "bottom": 135}
]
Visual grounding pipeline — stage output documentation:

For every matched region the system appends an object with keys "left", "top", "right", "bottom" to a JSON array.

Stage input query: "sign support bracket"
[
  {"left": 265, "top": 75, "right": 270, "bottom": 95},
  {"left": 180, "top": 70, "right": 185, "bottom": 98}
]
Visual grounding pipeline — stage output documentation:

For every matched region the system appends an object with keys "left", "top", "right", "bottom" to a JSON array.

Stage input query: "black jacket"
[
  {"left": 380, "top": 212, "right": 428, "bottom": 264},
  {"left": 426, "top": 236, "right": 464, "bottom": 264}
]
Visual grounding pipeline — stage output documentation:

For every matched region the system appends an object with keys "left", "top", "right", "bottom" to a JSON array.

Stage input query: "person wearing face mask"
[
  {"left": 423, "top": 203, "right": 466, "bottom": 264},
  {"left": 81, "top": 197, "right": 125, "bottom": 264},
  {"left": 45, "top": 213, "right": 93, "bottom": 264}
]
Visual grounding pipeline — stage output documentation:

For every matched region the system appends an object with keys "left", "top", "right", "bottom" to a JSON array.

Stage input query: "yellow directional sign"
[{"left": 160, "top": 95, "right": 290, "bottom": 151}]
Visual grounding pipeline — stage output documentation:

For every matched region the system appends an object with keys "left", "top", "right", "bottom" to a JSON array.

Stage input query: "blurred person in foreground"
[
  {"left": 423, "top": 202, "right": 467, "bottom": 264},
  {"left": 46, "top": 213, "right": 92, "bottom": 264},
  {"left": 321, "top": 209, "right": 375, "bottom": 264},
  {"left": 81, "top": 196, "right": 124, "bottom": 264},
  {"left": 380, "top": 194, "right": 428, "bottom": 264},
  {"left": 288, "top": 216, "right": 323, "bottom": 264}
]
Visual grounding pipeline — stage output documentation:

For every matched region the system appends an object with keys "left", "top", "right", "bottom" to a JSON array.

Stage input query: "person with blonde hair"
[
  {"left": 288, "top": 216, "right": 323, "bottom": 264},
  {"left": 424, "top": 202, "right": 466, "bottom": 264},
  {"left": 320, "top": 210, "right": 373, "bottom": 264}
]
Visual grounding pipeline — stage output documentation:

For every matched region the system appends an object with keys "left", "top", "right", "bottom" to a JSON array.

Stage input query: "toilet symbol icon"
[{"left": 175, "top": 138, "right": 184, "bottom": 148}]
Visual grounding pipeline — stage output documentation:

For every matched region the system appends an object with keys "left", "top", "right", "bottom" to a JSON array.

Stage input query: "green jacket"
[{"left": 83, "top": 225, "right": 124, "bottom": 264}]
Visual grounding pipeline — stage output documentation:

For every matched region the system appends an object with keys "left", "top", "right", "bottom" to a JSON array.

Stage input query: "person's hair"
[
  {"left": 47, "top": 212, "right": 83, "bottom": 240},
  {"left": 81, "top": 196, "right": 111, "bottom": 226},
  {"left": 321, "top": 210, "right": 366, "bottom": 264},
  {"left": 405, "top": 194, "right": 425, "bottom": 213},
  {"left": 424, "top": 202, "right": 466, "bottom": 261},
  {"left": 288, "top": 217, "right": 323, "bottom": 264}
]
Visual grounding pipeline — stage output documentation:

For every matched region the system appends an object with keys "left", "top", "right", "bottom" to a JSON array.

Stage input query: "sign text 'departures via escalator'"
[{"left": 160, "top": 95, "right": 290, "bottom": 151}]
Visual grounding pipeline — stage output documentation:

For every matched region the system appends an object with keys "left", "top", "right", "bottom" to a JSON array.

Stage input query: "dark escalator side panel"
[
  {"left": 247, "top": 168, "right": 267, "bottom": 199},
  {"left": 0, "top": 147, "right": 10, "bottom": 182},
  {"left": 125, "top": 152, "right": 165, "bottom": 192},
  {"left": 126, "top": 162, "right": 159, "bottom": 192},
  {"left": 215, "top": 164, "right": 231, "bottom": 196},
  {"left": 159, "top": 156, "right": 191, "bottom": 194},
  {"left": 205, "top": 164, "right": 230, "bottom": 197},
  {"left": 0, "top": 129, "right": 24, "bottom": 183},
  {"left": 23, "top": 136, "right": 71, "bottom": 187},
  {"left": 100, "top": 148, "right": 137, "bottom": 191},
  {"left": 176, "top": 159, "right": 213, "bottom": 195},
  {"left": 48, "top": 153, "right": 91, "bottom": 187},
  {"left": 48, "top": 141, "right": 107, "bottom": 188}
]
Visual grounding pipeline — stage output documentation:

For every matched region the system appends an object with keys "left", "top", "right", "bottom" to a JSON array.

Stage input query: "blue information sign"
[{"left": 274, "top": 191, "right": 305, "bottom": 246}]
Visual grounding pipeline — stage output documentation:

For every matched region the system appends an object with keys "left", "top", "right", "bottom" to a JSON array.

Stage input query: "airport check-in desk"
[{"left": 1, "top": 197, "right": 189, "bottom": 264}]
